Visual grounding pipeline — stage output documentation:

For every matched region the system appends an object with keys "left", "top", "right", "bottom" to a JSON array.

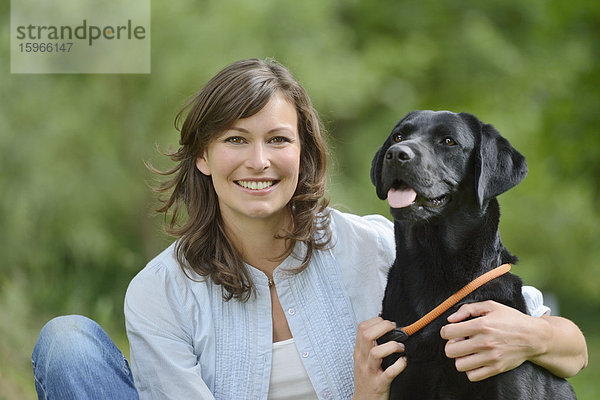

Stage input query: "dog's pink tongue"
[{"left": 387, "top": 187, "right": 417, "bottom": 208}]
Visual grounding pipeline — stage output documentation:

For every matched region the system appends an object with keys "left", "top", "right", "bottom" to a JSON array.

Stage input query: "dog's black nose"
[{"left": 386, "top": 145, "right": 414, "bottom": 162}]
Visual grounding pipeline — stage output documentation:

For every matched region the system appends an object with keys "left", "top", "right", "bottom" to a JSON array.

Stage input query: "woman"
[{"left": 32, "top": 58, "right": 587, "bottom": 400}]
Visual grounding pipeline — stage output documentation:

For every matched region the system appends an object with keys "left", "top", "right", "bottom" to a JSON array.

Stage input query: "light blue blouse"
[{"left": 124, "top": 209, "right": 549, "bottom": 399}]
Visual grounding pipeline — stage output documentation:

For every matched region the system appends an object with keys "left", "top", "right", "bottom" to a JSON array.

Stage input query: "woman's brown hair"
[{"left": 150, "top": 58, "right": 331, "bottom": 301}]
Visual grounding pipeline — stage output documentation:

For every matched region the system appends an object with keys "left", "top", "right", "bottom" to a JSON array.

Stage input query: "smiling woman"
[
  {"left": 150, "top": 58, "right": 331, "bottom": 302},
  {"left": 195, "top": 93, "right": 302, "bottom": 225}
]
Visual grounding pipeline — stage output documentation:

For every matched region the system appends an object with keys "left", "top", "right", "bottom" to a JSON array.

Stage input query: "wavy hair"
[{"left": 149, "top": 58, "right": 331, "bottom": 301}]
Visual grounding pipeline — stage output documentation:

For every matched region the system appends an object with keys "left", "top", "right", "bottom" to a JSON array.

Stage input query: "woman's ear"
[{"left": 196, "top": 155, "right": 211, "bottom": 176}]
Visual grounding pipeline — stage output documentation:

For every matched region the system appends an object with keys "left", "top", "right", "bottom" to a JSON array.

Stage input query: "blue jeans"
[{"left": 32, "top": 315, "right": 139, "bottom": 400}]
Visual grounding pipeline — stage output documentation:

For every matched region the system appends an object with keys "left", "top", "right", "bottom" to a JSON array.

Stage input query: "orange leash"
[{"left": 383, "top": 263, "right": 511, "bottom": 343}]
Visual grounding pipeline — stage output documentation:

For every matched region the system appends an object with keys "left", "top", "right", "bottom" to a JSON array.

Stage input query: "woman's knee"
[
  {"left": 32, "top": 315, "right": 138, "bottom": 399},
  {"left": 33, "top": 315, "right": 105, "bottom": 368},
  {"left": 40, "top": 315, "right": 100, "bottom": 337}
]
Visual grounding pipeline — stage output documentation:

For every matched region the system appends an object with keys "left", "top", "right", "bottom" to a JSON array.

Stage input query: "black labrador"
[{"left": 371, "top": 110, "right": 576, "bottom": 399}]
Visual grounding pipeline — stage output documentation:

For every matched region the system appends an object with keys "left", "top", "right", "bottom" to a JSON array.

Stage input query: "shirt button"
[
  {"left": 301, "top": 351, "right": 309, "bottom": 358},
  {"left": 288, "top": 308, "right": 296, "bottom": 316},
  {"left": 321, "top": 391, "right": 330, "bottom": 399}
]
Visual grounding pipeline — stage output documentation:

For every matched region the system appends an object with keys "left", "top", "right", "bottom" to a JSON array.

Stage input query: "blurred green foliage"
[{"left": 1, "top": 0, "right": 598, "bottom": 398}]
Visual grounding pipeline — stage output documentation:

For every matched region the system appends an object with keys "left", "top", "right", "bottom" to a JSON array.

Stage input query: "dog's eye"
[
  {"left": 442, "top": 137, "right": 456, "bottom": 146},
  {"left": 393, "top": 134, "right": 403, "bottom": 143}
]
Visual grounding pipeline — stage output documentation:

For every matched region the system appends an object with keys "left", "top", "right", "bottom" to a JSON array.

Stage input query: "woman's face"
[{"left": 196, "top": 92, "right": 301, "bottom": 228}]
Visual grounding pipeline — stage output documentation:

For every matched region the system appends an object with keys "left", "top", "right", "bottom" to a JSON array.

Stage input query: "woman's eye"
[
  {"left": 442, "top": 137, "right": 456, "bottom": 146},
  {"left": 225, "top": 136, "right": 245, "bottom": 144},
  {"left": 393, "top": 134, "right": 403, "bottom": 143},
  {"left": 269, "top": 136, "right": 290, "bottom": 144}
]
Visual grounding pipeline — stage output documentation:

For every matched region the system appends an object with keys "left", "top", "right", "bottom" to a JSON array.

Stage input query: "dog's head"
[{"left": 371, "top": 110, "right": 527, "bottom": 221}]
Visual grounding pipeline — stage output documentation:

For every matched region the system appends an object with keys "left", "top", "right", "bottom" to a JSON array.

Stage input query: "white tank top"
[{"left": 268, "top": 338, "right": 319, "bottom": 400}]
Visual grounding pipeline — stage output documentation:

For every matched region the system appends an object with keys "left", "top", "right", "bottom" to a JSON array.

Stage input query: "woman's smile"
[{"left": 235, "top": 179, "right": 278, "bottom": 191}]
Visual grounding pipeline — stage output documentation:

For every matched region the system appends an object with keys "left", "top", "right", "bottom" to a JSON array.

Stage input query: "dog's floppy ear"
[{"left": 461, "top": 113, "right": 528, "bottom": 207}]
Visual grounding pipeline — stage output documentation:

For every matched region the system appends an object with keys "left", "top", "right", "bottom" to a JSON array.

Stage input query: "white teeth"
[{"left": 237, "top": 180, "right": 274, "bottom": 190}]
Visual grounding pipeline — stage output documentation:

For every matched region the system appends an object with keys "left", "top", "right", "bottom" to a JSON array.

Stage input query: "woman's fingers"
[
  {"left": 370, "top": 340, "right": 405, "bottom": 361},
  {"left": 355, "top": 318, "right": 397, "bottom": 359},
  {"left": 383, "top": 354, "right": 408, "bottom": 381},
  {"left": 358, "top": 318, "right": 397, "bottom": 342},
  {"left": 353, "top": 317, "right": 407, "bottom": 400}
]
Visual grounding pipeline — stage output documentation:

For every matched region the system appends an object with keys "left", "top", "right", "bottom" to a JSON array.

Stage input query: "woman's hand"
[
  {"left": 352, "top": 317, "right": 407, "bottom": 400},
  {"left": 440, "top": 300, "right": 588, "bottom": 382}
]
